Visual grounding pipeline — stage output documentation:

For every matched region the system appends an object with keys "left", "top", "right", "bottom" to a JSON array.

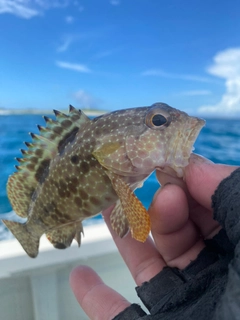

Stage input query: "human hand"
[{"left": 70, "top": 154, "right": 238, "bottom": 320}]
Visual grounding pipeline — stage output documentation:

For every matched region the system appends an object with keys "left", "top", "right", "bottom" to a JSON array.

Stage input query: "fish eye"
[
  {"left": 145, "top": 107, "right": 170, "bottom": 129},
  {"left": 151, "top": 114, "right": 167, "bottom": 126}
]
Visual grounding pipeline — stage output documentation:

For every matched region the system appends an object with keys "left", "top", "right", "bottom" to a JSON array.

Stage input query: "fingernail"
[{"left": 190, "top": 153, "right": 214, "bottom": 164}]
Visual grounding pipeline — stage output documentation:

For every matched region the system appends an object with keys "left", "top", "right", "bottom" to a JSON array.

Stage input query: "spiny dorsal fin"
[{"left": 7, "top": 106, "right": 91, "bottom": 218}]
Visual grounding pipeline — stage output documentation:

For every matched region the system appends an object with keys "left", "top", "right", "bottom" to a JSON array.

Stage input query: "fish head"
[
  {"left": 125, "top": 102, "right": 205, "bottom": 177},
  {"left": 93, "top": 102, "right": 205, "bottom": 177}
]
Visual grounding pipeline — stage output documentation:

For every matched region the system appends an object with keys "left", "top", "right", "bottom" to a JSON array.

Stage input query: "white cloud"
[
  {"left": 198, "top": 48, "right": 240, "bottom": 116},
  {"left": 0, "top": 0, "right": 39, "bottom": 18},
  {"left": 57, "top": 35, "right": 73, "bottom": 52},
  {"left": 65, "top": 15, "right": 74, "bottom": 24},
  {"left": 73, "top": 89, "right": 101, "bottom": 109},
  {"left": 73, "top": 1, "right": 83, "bottom": 11},
  {"left": 0, "top": 0, "right": 69, "bottom": 19},
  {"left": 56, "top": 61, "right": 91, "bottom": 73},
  {"left": 180, "top": 90, "right": 211, "bottom": 96},
  {"left": 93, "top": 50, "right": 113, "bottom": 59},
  {"left": 57, "top": 32, "right": 99, "bottom": 53},
  {"left": 110, "top": 0, "right": 120, "bottom": 5},
  {"left": 141, "top": 69, "right": 214, "bottom": 83}
]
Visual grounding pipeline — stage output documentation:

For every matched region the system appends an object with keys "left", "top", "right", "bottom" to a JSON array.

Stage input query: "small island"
[{"left": 0, "top": 107, "right": 106, "bottom": 117}]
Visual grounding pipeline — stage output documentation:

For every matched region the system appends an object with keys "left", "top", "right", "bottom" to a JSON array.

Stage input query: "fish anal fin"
[
  {"left": 2, "top": 220, "right": 40, "bottom": 258},
  {"left": 46, "top": 221, "right": 83, "bottom": 249},
  {"left": 110, "top": 200, "right": 129, "bottom": 238},
  {"left": 106, "top": 171, "right": 150, "bottom": 242}
]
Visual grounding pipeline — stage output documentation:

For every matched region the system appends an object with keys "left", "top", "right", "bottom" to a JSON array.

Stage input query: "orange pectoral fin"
[{"left": 106, "top": 171, "right": 151, "bottom": 242}]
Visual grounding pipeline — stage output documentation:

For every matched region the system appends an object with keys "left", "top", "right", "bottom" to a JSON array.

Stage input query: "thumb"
[{"left": 184, "top": 154, "right": 238, "bottom": 210}]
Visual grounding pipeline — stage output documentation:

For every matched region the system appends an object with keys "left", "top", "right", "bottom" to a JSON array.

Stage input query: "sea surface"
[{"left": 1, "top": 114, "right": 240, "bottom": 240}]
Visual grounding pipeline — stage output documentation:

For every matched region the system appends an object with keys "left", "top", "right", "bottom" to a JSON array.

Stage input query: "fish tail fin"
[{"left": 2, "top": 220, "right": 40, "bottom": 258}]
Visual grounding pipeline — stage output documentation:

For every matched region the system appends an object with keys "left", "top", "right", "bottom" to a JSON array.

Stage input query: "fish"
[{"left": 2, "top": 102, "right": 205, "bottom": 258}]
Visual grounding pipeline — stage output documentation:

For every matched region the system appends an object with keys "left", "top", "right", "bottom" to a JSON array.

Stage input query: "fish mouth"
[{"left": 165, "top": 116, "right": 205, "bottom": 177}]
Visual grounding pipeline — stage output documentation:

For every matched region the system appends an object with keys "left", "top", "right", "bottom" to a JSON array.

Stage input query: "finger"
[
  {"left": 156, "top": 154, "right": 237, "bottom": 238},
  {"left": 103, "top": 207, "right": 166, "bottom": 286},
  {"left": 185, "top": 154, "right": 238, "bottom": 210},
  {"left": 70, "top": 266, "right": 130, "bottom": 320},
  {"left": 149, "top": 184, "right": 205, "bottom": 269}
]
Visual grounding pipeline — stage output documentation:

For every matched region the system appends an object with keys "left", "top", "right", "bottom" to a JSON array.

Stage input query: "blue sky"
[{"left": 0, "top": 0, "right": 240, "bottom": 116}]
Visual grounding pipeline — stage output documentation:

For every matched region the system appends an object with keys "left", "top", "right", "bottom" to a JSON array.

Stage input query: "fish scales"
[{"left": 3, "top": 102, "right": 205, "bottom": 257}]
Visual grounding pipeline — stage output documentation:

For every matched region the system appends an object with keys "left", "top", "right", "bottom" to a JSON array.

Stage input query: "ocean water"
[{"left": 0, "top": 114, "right": 240, "bottom": 240}]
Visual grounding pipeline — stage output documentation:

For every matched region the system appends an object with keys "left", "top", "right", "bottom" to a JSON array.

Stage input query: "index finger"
[{"left": 102, "top": 206, "right": 166, "bottom": 286}]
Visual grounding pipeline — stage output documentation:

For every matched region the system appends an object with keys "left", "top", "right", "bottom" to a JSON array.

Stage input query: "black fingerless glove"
[{"left": 113, "top": 168, "right": 240, "bottom": 320}]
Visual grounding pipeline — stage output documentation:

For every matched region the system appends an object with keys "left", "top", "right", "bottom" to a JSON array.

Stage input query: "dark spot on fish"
[
  {"left": 49, "top": 133, "right": 57, "bottom": 140},
  {"left": 71, "top": 114, "right": 81, "bottom": 121},
  {"left": 31, "top": 157, "right": 39, "bottom": 164},
  {"left": 35, "top": 149, "right": 43, "bottom": 157},
  {"left": 71, "top": 155, "right": 79, "bottom": 164},
  {"left": 66, "top": 176, "right": 78, "bottom": 193},
  {"left": 58, "top": 185, "right": 71, "bottom": 198},
  {"left": 75, "top": 197, "right": 82, "bottom": 207},
  {"left": 54, "top": 243, "right": 67, "bottom": 249},
  {"left": 59, "top": 179, "right": 67, "bottom": 190},
  {"left": 53, "top": 126, "right": 63, "bottom": 135},
  {"left": 35, "top": 159, "right": 51, "bottom": 184},
  {"left": 90, "top": 196, "right": 101, "bottom": 206},
  {"left": 62, "top": 120, "right": 72, "bottom": 128},
  {"left": 71, "top": 176, "right": 78, "bottom": 185},
  {"left": 79, "top": 189, "right": 88, "bottom": 200},
  {"left": 26, "top": 163, "right": 35, "bottom": 171},
  {"left": 58, "top": 127, "right": 79, "bottom": 155},
  {"left": 68, "top": 181, "right": 77, "bottom": 193},
  {"left": 80, "top": 161, "right": 90, "bottom": 174},
  {"left": 58, "top": 188, "right": 65, "bottom": 198}
]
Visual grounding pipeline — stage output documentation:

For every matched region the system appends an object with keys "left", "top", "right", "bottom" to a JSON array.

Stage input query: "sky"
[{"left": 0, "top": 0, "right": 240, "bottom": 117}]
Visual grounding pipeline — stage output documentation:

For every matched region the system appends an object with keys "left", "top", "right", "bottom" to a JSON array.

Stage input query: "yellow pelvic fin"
[
  {"left": 110, "top": 200, "right": 129, "bottom": 238},
  {"left": 106, "top": 171, "right": 150, "bottom": 242}
]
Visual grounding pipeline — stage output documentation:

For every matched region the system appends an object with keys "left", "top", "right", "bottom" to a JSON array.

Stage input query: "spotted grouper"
[{"left": 3, "top": 102, "right": 205, "bottom": 258}]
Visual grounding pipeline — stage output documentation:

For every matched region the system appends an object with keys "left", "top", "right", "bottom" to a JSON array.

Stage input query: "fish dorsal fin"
[
  {"left": 7, "top": 106, "right": 90, "bottom": 218},
  {"left": 106, "top": 171, "right": 151, "bottom": 242}
]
